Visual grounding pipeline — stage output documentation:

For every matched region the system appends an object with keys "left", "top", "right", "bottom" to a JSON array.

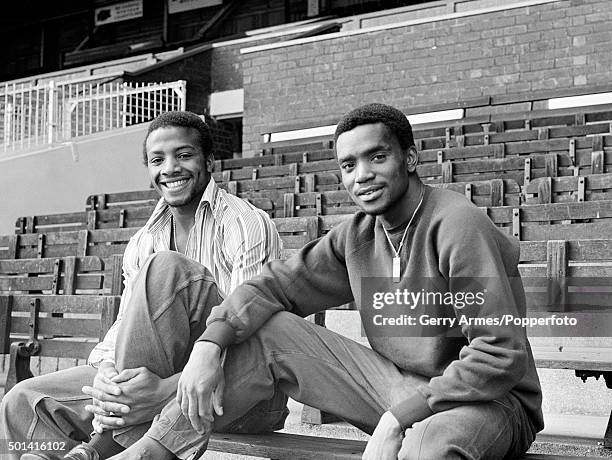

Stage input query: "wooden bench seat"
[
  {"left": 209, "top": 432, "right": 365, "bottom": 459},
  {"left": 260, "top": 103, "right": 612, "bottom": 157},
  {"left": 0, "top": 256, "right": 111, "bottom": 295},
  {"left": 525, "top": 173, "right": 612, "bottom": 204},
  {"left": 0, "top": 255, "right": 122, "bottom": 390},
  {"left": 219, "top": 133, "right": 612, "bottom": 185},
  {"left": 207, "top": 432, "right": 605, "bottom": 459},
  {"left": 485, "top": 200, "right": 612, "bottom": 240},
  {"left": 283, "top": 178, "right": 521, "bottom": 217},
  {"left": 0, "top": 294, "right": 120, "bottom": 392},
  {"left": 489, "top": 103, "right": 612, "bottom": 131},
  {"left": 533, "top": 347, "right": 612, "bottom": 372},
  {"left": 15, "top": 177, "right": 521, "bottom": 232},
  {"left": 213, "top": 159, "right": 340, "bottom": 182},
  {"left": 7, "top": 200, "right": 612, "bottom": 267},
  {"left": 313, "top": 200, "right": 612, "bottom": 241},
  {"left": 215, "top": 148, "right": 336, "bottom": 171}
]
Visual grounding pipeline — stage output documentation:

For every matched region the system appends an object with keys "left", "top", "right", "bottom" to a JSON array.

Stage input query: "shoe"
[
  {"left": 21, "top": 443, "right": 100, "bottom": 460},
  {"left": 20, "top": 452, "right": 61, "bottom": 460}
]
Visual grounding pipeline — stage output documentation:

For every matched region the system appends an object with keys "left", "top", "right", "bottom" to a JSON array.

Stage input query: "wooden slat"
[
  {"left": 101, "top": 296, "right": 121, "bottom": 338},
  {"left": 3, "top": 294, "right": 120, "bottom": 361},
  {"left": 86, "top": 190, "right": 158, "bottom": 210},
  {"left": 109, "top": 254, "right": 124, "bottom": 296},
  {"left": 8, "top": 295, "right": 110, "bottom": 314},
  {"left": 208, "top": 433, "right": 366, "bottom": 460},
  {"left": 0, "top": 256, "right": 103, "bottom": 274},
  {"left": 0, "top": 274, "right": 105, "bottom": 293},
  {"left": 487, "top": 200, "right": 612, "bottom": 224},
  {"left": 546, "top": 240, "right": 567, "bottom": 312},
  {"left": 515, "top": 222, "right": 612, "bottom": 241},
  {"left": 5, "top": 337, "right": 97, "bottom": 359},
  {"left": 10, "top": 316, "right": 101, "bottom": 338},
  {"left": 0, "top": 295, "right": 12, "bottom": 354},
  {"left": 532, "top": 347, "right": 612, "bottom": 371}
]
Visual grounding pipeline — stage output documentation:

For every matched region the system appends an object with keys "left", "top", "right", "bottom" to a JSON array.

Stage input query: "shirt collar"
[{"left": 145, "top": 177, "right": 221, "bottom": 235}]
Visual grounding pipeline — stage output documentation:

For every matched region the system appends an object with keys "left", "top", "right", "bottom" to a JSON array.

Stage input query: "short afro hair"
[
  {"left": 142, "top": 111, "right": 213, "bottom": 166},
  {"left": 334, "top": 103, "right": 414, "bottom": 151}
]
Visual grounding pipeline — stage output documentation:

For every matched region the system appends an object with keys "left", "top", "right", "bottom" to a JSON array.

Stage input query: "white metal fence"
[{"left": 1, "top": 78, "right": 186, "bottom": 153}]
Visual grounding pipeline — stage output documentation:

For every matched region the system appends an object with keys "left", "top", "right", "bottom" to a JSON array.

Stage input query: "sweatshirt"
[{"left": 199, "top": 185, "right": 544, "bottom": 432}]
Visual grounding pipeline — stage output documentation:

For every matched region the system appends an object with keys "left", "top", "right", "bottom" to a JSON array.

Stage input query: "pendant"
[{"left": 392, "top": 256, "right": 401, "bottom": 282}]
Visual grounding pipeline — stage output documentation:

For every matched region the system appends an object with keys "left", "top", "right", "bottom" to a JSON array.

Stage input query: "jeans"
[
  {"left": 0, "top": 251, "right": 288, "bottom": 459},
  {"left": 139, "top": 258, "right": 537, "bottom": 460},
  {"left": 1, "top": 251, "right": 536, "bottom": 459}
]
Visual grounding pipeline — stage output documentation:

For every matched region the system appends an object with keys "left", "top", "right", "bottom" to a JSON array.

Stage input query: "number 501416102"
[{"left": 7, "top": 441, "right": 67, "bottom": 452}]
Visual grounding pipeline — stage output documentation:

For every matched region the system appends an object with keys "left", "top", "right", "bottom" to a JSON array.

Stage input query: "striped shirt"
[{"left": 88, "top": 178, "right": 282, "bottom": 366}]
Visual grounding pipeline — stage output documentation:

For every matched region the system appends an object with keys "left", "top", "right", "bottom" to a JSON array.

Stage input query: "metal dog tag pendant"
[{"left": 392, "top": 256, "right": 401, "bottom": 282}]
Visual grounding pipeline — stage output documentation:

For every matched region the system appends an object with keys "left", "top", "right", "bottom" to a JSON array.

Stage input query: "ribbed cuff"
[
  {"left": 197, "top": 320, "right": 236, "bottom": 349},
  {"left": 389, "top": 392, "right": 434, "bottom": 430}
]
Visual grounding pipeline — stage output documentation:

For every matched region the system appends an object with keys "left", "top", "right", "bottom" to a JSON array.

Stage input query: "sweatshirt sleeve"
[
  {"left": 390, "top": 205, "right": 530, "bottom": 429},
  {"left": 198, "top": 222, "right": 355, "bottom": 348}
]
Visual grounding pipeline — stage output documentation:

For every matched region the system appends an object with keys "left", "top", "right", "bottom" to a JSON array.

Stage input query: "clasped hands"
[
  {"left": 82, "top": 341, "right": 225, "bottom": 434},
  {"left": 82, "top": 362, "right": 176, "bottom": 432}
]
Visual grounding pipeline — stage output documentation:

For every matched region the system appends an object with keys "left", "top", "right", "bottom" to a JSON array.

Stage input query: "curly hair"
[
  {"left": 142, "top": 111, "right": 213, "bottom": 166},
  {"left": 334, "top": 103, "right": 414, "bottom": 151}
]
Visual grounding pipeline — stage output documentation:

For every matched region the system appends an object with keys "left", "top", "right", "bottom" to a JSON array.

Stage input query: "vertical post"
[
  {"left": 307, "top": 0, "right": 319, "bottom": 17},
  {"left": 19, "top": 84, "right": 25, "bottom": 151},
  {"left": 178, "top": 80, "right": 187, "bottom": 111},
  {"left": 162, "top": 0, "right": 169, "bottom": 47},
  {"left": 122, "top": 82, "right": 128, "bottom": 128},
  {"left": 283, "top": 193, "right": 295, "bottom": 218},
  {"left": 35, "top": 84, "right": 41, "bottom": 143},
  {"left": 4, "top": 102, "right": 12, "bottom": 150},
  {"left": 0, "top": 295, "right": 13, "bottom": 354},
  {"left": 27, "top": 82, "right": 33, "bottom": 149},
  {"left": 47, "top": 80, "right": 56, "bottom": 145},
  {"left": 546, "top": 240, "right": 567, "bottom": 312},
  {"left": 110, "top": 254, "right": 124, "bottom": 296}
]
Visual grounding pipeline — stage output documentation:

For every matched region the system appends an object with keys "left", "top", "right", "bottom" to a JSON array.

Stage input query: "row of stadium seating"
[{"left": 1, "top": 101, "right": 611, "bottom": 457}]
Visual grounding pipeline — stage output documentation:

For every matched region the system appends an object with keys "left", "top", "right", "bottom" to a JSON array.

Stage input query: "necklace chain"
[
  {"left": 381, "top": 186, "right": 425, "bottom": 281},
  {"left": 172, "top": 216, "right": 179, "bottom": 253}
]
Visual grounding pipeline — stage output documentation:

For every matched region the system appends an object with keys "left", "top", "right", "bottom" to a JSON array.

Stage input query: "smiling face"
[
  {"left": 145, "top": 126, "right": 213, "bottom": 209},
  {"left": 336, "top": 123, "right": 418, "bottom": 222}
]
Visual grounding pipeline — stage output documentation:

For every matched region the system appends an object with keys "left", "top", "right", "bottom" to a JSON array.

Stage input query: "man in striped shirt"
[{"left": 3, "top": 112, "right": 286, "bottom": 460}]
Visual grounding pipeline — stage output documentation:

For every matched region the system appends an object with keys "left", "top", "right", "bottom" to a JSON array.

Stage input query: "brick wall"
[
  {"left": 241, "top": 0, "right": 612, "bottom": 155},
  {"left": 124, "top": 49, "right": 214, "bottom": 116},
  {"left": 126, "top": 33, "right": 307, "bottom": 113},
  {"left": 205, "top": 115, "right": 236, "bottom": 160}
]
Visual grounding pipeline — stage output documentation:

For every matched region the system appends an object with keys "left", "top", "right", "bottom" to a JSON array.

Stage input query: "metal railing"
[{"left": 1, "top": 78, "right": 186, "bottom": 153}]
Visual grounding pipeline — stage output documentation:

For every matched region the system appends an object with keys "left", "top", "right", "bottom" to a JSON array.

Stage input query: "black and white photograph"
[{"left": 0, "top": 1, "right": 611, "bottom": 459}]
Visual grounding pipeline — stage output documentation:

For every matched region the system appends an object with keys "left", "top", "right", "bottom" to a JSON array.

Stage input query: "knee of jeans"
[
  {"left": 146, "top": 251, "right": 188, "bottom": 272},
  {"left": 1, "top": 379, "right": 34, "bottom": 421},
  {"left": 399, "top": 418, "right": 464, "bottom": 460},
  {"left": 145, "top": 251, "right": 211, "bottom": 280},
  {"left": 255, "top": 311, "right": 301, "bottom": 342},
  {"left": 399, "top": 406, "right": 510, "bottom": 460}
]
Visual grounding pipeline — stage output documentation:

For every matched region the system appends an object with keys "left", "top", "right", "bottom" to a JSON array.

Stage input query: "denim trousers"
[
  {"left": 1, "top": 251, "right": 536, "bottom": 459},
  {"left": 0, "top": 251, "right": 287, "bottom": 459},
  {"left": 137, "top": 254, "right": 536, "bottom": 460}
]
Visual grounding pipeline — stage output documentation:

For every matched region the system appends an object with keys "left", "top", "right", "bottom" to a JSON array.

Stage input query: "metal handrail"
[{"left": 1, "top": 79, "right": 186, "bottom": 153}]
